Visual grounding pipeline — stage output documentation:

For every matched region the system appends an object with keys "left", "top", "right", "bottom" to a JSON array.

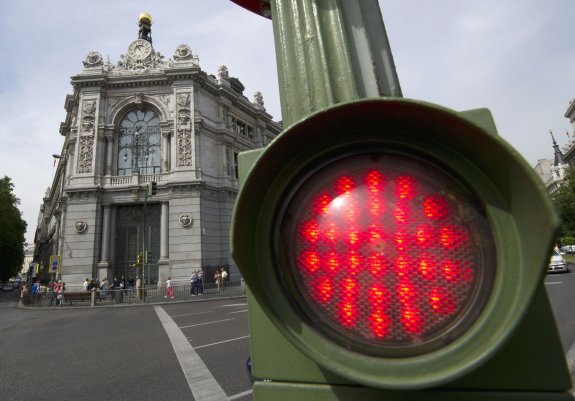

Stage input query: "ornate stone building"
[{"left": 34, "top": 15, "right": 281, "bottom": 289}]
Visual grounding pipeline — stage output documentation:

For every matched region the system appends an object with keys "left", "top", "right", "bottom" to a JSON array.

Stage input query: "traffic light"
[
  {"left": 147, "top": 181, "right": 157, "bottom": 196},
  {"left": 134, "top": 252, "right": 143, "bottom": 269},
  {"left": 231, "top": 98, "right": 572, "bottom": 399}
]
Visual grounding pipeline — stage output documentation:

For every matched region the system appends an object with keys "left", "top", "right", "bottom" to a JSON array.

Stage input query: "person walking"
[
  {"left": 50, "top": 280, "right": 62, "bottom": 305},
  {"left": 136, "top": 276, "right": 142, "bottom": 300},
  {"left": 220, "top": 268, "right": 228, "bottom": 290},
  {"left": 165, "top": 276, "right": 174, "bottom": 299},
  {"left": 100, "top": 278, "right": 109, "bottom": 300},
  {"left": 57, "top": 282, "right": 66, "bottom": 306},
  {"left": 214, "top": 270, "right": 221, "bottom": 291},
  {"left": 190, "top": 271, "right": 197, "bottom": 296},
  {"left": 31, "top": 280, "right": 40, "bottom": 304},
  {"left": 197, "top": 271, "right": 204, "bottom": 295}
]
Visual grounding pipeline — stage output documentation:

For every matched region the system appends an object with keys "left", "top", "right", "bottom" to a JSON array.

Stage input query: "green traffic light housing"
[
  {"left": 231, "top": 98, "right": 568, "bottom": 392},
  {"left": 147, "top": 181, "right": 157, "bottom": 196}
]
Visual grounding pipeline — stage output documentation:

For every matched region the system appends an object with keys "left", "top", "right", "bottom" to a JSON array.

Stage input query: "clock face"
[{"left": 128, "top": 39, "right": 152, "bottom": 61}]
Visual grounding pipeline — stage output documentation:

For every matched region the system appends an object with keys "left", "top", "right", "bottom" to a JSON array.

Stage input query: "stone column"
[
  {"left": 158, "top": 201, "right": 170, "bottom": 286},
  {"left": 105, "top": 134, "right": 114, "bottom": 175},
  {"left": 97, "top": 205, "right": 112, "bottom": 280},
  {"left": 161, "top": 131, "right": 170, "bottom": 172}
]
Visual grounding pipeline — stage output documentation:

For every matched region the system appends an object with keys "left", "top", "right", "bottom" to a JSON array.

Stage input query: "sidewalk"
[{"left": 19, "top": 281, "right": 246, "bottom": 309}]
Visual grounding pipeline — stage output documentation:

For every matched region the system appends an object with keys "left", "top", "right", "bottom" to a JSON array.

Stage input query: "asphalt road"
[
  {"left": 0, "top": 296, "right": 252, "bottom": 401},
  {"left": 545, "top": 266, "right": 575, "bottom": 386},
  {"left": 0, "top": 270, "right": 574, "bottom": 400}
]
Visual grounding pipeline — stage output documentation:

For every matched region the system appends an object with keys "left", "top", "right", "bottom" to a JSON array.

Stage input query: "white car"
[{"left": 548, "top": 249, "right": 568, "bottom": 273}]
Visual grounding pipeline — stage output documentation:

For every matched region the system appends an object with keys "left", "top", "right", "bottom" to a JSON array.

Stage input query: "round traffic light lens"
[{"left": 279, "top": 153, "right": 496, "bottom": 357}]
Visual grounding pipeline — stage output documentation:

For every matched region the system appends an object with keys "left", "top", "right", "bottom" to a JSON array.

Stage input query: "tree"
[
  {"left": 0, "top": 176, "right": 27, "bottom": 281},
  {"left": 551, "top": 168, "right": 575, "bottom": 239}
]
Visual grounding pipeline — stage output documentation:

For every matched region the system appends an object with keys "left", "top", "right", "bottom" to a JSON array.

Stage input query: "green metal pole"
[
  {"left": 269, "top": 0, "right": 402, "bottom": 128},
  {"left": 142, "top": 189, "right": 147, "bottom": 301}
]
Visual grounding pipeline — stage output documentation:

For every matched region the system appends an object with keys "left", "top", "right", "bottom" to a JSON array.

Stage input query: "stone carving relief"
[
  {"left": 253, "top": 91, "right": 265, "bottom": 109},
  {"left": 217, "top": 65, "right": 229, "bottom": 80},
  {"left": 134, "top": 93, "right": 144, "bottom": 109},
  {"left": 107, "top": 97, "right": 121, "bottom": 111},
  {"left": 179, "top": 214, "right": 193, "bottom": 228},
  {"left": 157, "top": 94, "right": 171, "bottom": 109},
  {"left": 173, "top": 44, "right": 193, "bottom": 61},
  {"left": 83, "top": 52, "right": 103, "bottom": 68},
  {"left": 177, "top": 93, "right": 192, "bottom": 166},
  {"left": 77, "top": 99, "right": 97, "bottom": 173},
  {"left": 113, "top": 39, "right": 169, "bottom": 74},
  {"left": 75, "top": 220, "right": 88, "bottom": 234}
]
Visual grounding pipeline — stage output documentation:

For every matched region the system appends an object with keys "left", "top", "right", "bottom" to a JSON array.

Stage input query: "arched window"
[{"left": 117, "top": 108, "right": 161, "bottom": 176}]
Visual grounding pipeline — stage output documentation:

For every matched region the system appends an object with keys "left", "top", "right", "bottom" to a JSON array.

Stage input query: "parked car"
[
  {"left": 548, "top": 249, "right": 569, "bottom": 273},
  {"left": 560, "top": 245, "right": 575, "bottom": 254},
  {"left": 2, "top": 282, "right": 14, "bottom": 291}
]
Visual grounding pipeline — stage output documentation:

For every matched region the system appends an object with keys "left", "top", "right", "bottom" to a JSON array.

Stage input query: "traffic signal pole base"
[{"left": 253, "top": 381, "right": 575, "bottom": 401}]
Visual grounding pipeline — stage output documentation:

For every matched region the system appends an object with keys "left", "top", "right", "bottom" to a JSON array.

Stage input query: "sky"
[{"left": 0, "top": 0, "right": 574, "bottom": 245}]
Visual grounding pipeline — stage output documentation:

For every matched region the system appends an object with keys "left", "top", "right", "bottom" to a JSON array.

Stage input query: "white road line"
[
  {"left": 179, "top": 318, "right": 235, "bottom": 329},
  {"left": 229, "top": 390, "right": 253, "bottom": 400},
  {"left": 195, "top": 336, "right": 250, "bottom": 350},
  {"left": 171, "top": 311, "right": 212, "bottom": 318},
  {"left": 154, "top": 306, "right": 229, "bottom": 401},
  {"left": 226, "top": 309, "right": 248, "bottom": 314},
  {"left": 545, "top": 282, "right": 563, "bottom": 285},
  {"left": 216, "top": 303, "right": 247, "bottom": 307}
]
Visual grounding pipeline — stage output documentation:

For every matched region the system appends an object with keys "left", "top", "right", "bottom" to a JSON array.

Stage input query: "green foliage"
[
  {"left": 561, "top": 236, "right": 575, "bottom": 246},
  {"left": 0, "top": 176, "right": 27, "bottom": 281}
]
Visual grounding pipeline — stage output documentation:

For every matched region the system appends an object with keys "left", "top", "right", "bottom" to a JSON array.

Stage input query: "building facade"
[{"left": 34, "top": 18, "right": 281, "bottom": 290}]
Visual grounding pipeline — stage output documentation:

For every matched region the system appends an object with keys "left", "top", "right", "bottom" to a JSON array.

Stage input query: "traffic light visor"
[{"left": 279, "top": 152, "right": 496, "bottom": 357}]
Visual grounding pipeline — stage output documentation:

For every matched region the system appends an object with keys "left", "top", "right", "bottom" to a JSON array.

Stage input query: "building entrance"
[{"left": 114, "top": 204, "right": 160, "bottom": 285}]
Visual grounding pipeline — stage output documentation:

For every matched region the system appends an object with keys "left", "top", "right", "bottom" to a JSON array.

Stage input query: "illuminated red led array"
[{"left": 291, "top": 167, "right": 482, "bottom": 346}]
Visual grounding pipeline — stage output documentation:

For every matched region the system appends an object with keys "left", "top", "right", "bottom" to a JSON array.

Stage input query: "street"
[
  {"left": 0, "top": 296, "right": 252, "bottom": 401},
  {"left": 0, "top": 271, "right": 573, "bottom": 400}
]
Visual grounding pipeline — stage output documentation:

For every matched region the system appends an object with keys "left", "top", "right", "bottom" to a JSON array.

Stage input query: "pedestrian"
[
  {"left": 100, "top": 278, "right": 109, "bottom": 300},
  {"left": 83, "top": 278, "right": 90, "bottom": 292},
  {"left": 197, "top": 271, "right": 204, "bottom": 295},
  {"left": 111, "top": 276, "right": 120, "bottom": 301},
  {"left": 57, "top": 282, "right": 66, "bottom": 306},
  {"left": 214, "top": 270, "right": 221, "bottom": 291},
  {"left": 120, "top": 275, "right": 127, "bottom": 294},
  {"left": 20, "top": 283, "right": 29, "bottom": 303},
  {"left": 221, "top": 268, "right": 228, "bottom": 290},
  {"left": 190, "top": 271, "right": 197, "bottom": 296},
  {"left": 51, "top": 280, "right": 62, "bottom": 305},
  {"left": 165, "top": 276, "right": 174, "bottom": 299},
  {"left": 31, "top": 280, "right": 40, "bottom": 304},
  {"left": 136, "top": 276, "right": 142, "bottom": 299}
]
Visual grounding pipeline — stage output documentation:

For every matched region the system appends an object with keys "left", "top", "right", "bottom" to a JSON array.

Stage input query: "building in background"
[
  {"left": 534, "top": 99, "right": 575, "bottom": 194},
  {"left": 34, "top": 14, "right": 281, "bottom": 289}
]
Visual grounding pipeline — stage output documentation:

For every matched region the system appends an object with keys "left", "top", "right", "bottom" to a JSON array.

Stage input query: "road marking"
[
  {"left": 179, "top": 318, "right": 235, "bottom": 329},
  {"left": 229, "top": 390, "right": 253, "bottom": 400},
  {"left": 216, "top": 303, "right": 247, "bottom": 307},
  {"left": 154, "top": 306, "right": 229, "bottom": 401},
  {"left": 545, "top": 282, "right": 563, "bottom": 285},
  {"left": 195, "top": 335, "right": 250, "bottom": 350},
  {"left": 226, "top": 309, "right": 248, "bottom": 314},
  {"left": 171, "top": 311, "right": 212, "bottom": 318}
]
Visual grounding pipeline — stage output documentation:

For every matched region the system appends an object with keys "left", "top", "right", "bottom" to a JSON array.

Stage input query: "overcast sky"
[{"left": 1, "top": 0, "right": 574, "bottom": 245}]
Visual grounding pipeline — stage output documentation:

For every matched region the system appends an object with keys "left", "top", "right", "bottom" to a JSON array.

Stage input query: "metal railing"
[{"left": 20, "top": 280, "right": 246, "bottom": 307}]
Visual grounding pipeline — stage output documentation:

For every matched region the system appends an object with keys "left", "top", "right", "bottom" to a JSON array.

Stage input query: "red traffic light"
[
  {"left": 280, "top": 153, "right": 496, "bottom": 357},
  {"left": 232, "top": 98, "right": 561, "bottom": 389}
]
